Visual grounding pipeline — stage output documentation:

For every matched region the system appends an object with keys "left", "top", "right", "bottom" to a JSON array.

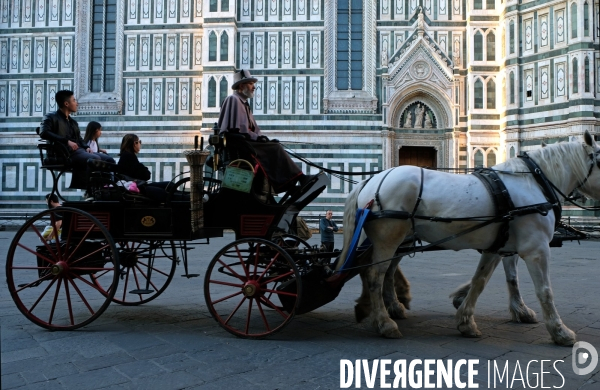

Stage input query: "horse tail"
[{"left": 337, "top": 180, "right": 367, "bottom": 270}]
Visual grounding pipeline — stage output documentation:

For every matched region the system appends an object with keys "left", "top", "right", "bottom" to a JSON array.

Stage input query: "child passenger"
[{"left": 83, "top": 121, "right": 115, "bottom": 163}]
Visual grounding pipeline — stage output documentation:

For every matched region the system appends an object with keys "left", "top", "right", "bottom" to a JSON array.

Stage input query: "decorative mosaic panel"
[
  {"left": 241, "top": 34, "right": 250, "bottom": 66},
  {"left": 166, "top": 80, "right": 176, "bottom": 113},
  {"left": 524, "top": 70, "right": 533, "bottom": 101},
  {"left": 411, "top": 0, "right": 418, "bottom": 14},
  {"left": 253, "top": 80, "right": 263, "bottom": 113},
  {"left": 140, "top": 35, "right": 150, "bottom": 69},
  {"left": 156, "top": 0, "right": 164, "bottom": 19},
  {"left": 10, "top": 39, "right": 18, "bottom": 71},
  {"left": 142, "top": 0, "right": 151, "bottom": 19},
  {"left": 167, "top": 0, "right": 177, "bottom": 20},
  {"left": 180, "top": 80, "right": 189, "bottom": 113},
  {"left": 524, "top": 18, "right": 532, "bottom": 51},
  {"left": 47, "top": 82, "right": 57, "bottom": 112},
  {"left": 193, "top": 81, "right": 202, "bottom": 112},
  {"left": 424, "top": 0, "right": 432, "bottom": 15},
  {"left": 64, "top": 0, "right": 73, "bottom": 21},
  {"left": 139, "top": 80, "right": 149, "bottom": 114},
  {"left": 381, "top": 0, "right": 389, "bottom": 15},
  {"left": 36, "top": 0, "right": 44, "bottom": 22},
  {"left": 256, "top": 0, "right": 263, "bottom": 16},
  {"left": 126, "top": 81, "right": 136, "bottom": 112},
  {"left": 194, "top": 36, "right": 202, "bottom": 65},
  {"left": 311, "top": 33, "right": 320, "bottom": 64},
  {"left": 540, "top": 66, "right": 549, "bottom": 99},
  {"left": 33, "top": 82, "right": 43, "bottom": 113},
  {"left": 311, "top": 0, "right": 319, "bottom": 15},
  {"left": 48, "top": 39, "right": 59, "bottom": 70},
  {"left": 181, "top": 0, "right": 190, "bottom": 18},
  {"left": 153, "top": 81, "right": 162, "bottom": 113},
  {"left": 283, "top": 34, "right": 291, "bottom": 65},
  {"left": 283, "top": 0, "right": 291, "bottom": 15},
  {"left": 396, "top": 0, "right": 403, "bottom": 15},
  {"left": 255, "top": 35, "right": 263, "bottom": 65},
  {"left": 268, "top": 34, "right": 277, "bottom": 66},
  {"left": 0, "top": 84, "right": 6, "bottom": 115},
  {"left": 310, "top": 79, "right": 319, "bottom": 112},
  {"left": 242, "top": 0, "right": 250, "bottom": 16},
  {"left": 556, "top": 9, "right": 565, "bottom": 43},
  {"left": 268, "top": 80, "right": 277, "bottom": 112},
  {"left": 167, "top": 35, "right": 176, "bottom": 68},
  {"left": 154, "top": 36, "right": 163, "bottom": 68},
  {"left": 22, "top": 0, "right": 32, "bottom": 23},
  {"left": 34, "top": 38, "right": 44, "bottom": 70},
  {"left": 556, "top": 62, "right": 566, "bottom": 96},
  {"left": 129, "top": 0, "right": 137, "bottom": 19},
  {"left": 50, "top": 0, "right": 59, "bottom": 21},
  {"left": 195, "top": 0, "right": 202, "bottom": 16},
  {"left": 540, "top": 14, "right": 548, "bottom": 47},
  {"left": 297, "top": 0, "right": 305, "bottom": 15},
  {"left": 0, "top": 39, "right": 7, "bottom": 71},
  {"left": 296, "top": 80, "right": 305, "bottom": 111},
  {"left": 180, "top": 35, "right": 189, "bottom": 67},
  {"left": 20, "top": 83, "right": 30, "bottom": 116},
  {"left": 1, "top": 0, "right": 9, "bottom": 23},
  {"left": 22, "top": 39, "right": 31, "bottom": 71},
  {"left": 439, "top": 0, "right": 446, "bottom": 15},
  {"left": 127, "top": 37, "right": 137, "bottom": 69},
  {"left": 8, "top": 82, "right": 17, "bottom": 115},
  {"left": 297, "top": 34, "right": 306, "bottom": 65},
  {"left": 453, "top": 0, "right": 460, "bottom": 14},
  {"left": 62, "top": 38, "right": 72, "bottom": 71},
  {"left": 281, "top": 80, "right": 291, "bottom": 111},
  {"left": 269, "top": 0, "right": 277, "bottom": 15}
]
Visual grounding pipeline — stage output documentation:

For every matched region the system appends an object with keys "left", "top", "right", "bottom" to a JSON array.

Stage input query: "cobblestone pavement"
[{"left": 2, "top": 230, "right": 600, "bottom": 390}]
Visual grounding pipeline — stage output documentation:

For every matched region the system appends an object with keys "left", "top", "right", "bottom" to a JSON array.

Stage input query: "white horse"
[{"left": 339, "top": 132, "right": 600, "bottom": 345}]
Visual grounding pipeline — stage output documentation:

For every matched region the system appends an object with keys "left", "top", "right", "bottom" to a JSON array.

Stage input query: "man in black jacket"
[{"left": 39, "top": 90, "right": 104, "bottom": 189}]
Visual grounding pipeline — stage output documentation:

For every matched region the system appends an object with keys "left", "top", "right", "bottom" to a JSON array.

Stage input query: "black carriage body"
[{"left": 62, "top": 187, "right": 296, "bottom": 242}]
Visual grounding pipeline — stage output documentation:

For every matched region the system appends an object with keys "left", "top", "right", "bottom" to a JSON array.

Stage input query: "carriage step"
[
  {"left": 129, "top": 289, "right": 155, "bottom": 294},
  {"left": 181, "top": 274, "right": 200, "bottom": 278}
]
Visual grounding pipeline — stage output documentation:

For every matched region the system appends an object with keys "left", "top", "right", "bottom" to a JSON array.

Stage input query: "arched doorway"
[{"left": 398, "top": 146, "right": 437, "bottom": 167}]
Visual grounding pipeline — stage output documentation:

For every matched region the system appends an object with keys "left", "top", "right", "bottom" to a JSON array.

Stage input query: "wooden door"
[{"left": 398, "top": 146, "right": 437, "bottom": 168}]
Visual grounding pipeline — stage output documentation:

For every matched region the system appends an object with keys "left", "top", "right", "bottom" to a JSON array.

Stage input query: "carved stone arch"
[{"left": 388, "top": 85, "right": 453, "bottom": 130}]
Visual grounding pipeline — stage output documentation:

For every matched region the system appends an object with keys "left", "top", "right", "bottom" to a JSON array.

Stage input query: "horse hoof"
[
  {"left": 510, "top": 306, "right": 538, "bottom": 324},
  {"left": 458, "top": 323, "right": 482, "bottom": 338},
  {"left": 551, "top": 327, "right": 576, "bottom": 347},
  {"left": 382, "top": 328, "right": 403, "bottom": 339}
]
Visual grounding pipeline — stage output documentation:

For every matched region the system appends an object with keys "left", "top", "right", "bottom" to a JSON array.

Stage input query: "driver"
[{"left": 218, "top": 69, "right": 314, "bottom": 194}]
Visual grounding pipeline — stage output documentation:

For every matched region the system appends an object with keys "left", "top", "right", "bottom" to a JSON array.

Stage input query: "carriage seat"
[{"left": 36, "top": 127, "right": 72, "bottom": 172}]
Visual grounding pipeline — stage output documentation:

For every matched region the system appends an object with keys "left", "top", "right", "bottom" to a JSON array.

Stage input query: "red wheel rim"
[
  {"left": 6, "top": 208, "right": 118, "bottom": 330},
  {"left": 91, "top": 240, "right": 176, "bottom": 306},
  {"left": 204, "top": 238, "right": 301, "bottom": 338}
]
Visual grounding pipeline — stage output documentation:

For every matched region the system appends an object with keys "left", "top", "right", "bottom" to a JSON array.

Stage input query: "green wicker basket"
[{"left": 222, "top": 159, "right": 255, "bottom": 193}]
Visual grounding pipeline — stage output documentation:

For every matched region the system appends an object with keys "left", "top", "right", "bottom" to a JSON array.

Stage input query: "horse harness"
[{"left": 366, "top": 153, "right": 572, "bottom": 254}]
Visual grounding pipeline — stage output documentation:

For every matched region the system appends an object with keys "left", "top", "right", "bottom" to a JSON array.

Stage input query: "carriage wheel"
[
  {"left": 204, "top": 238, "right": 302, "bottom": 339},
  {"left": 91, "top": 240, "right": 177, "bottom": 305},
  {"left": 6, "top": 207, "right": 118, "bottom": 330},
  {"left": 273, "top": 234, "right": 311, "bottom": 250}
]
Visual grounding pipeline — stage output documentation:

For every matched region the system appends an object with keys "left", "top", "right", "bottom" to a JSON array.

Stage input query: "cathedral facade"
[{"left": 1, "top": 0, "right": 599, "bottom": 214}]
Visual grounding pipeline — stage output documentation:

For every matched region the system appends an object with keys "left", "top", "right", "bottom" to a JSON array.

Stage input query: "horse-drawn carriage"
[{"left": 6, "top": 130, "right": 600, "bottom": 345}]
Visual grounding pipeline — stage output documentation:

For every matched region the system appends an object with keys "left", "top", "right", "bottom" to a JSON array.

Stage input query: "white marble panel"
[
  {"left": 297, "top": 33, "right": 306, "bottom": 66},
  {"left": 268, "top": 79, "right": 277, "bottom": 113},
  {"left": 22, "top": 0, "right": 32, "bottom": 23},
  {"left": 20, "top": 82, "right": 30, "bottom": 116},
  {"left": 33, "top": 82, "right": 43, "bottom": 113},
  {"left": 62, "top": 38, "right": 72, "bottom": 71},
  {"left": 241, "top": 34, "right": 250, "bottom": 66},
  {"left": 556, "top": 62, "right": 566, "bottom": 97},
  {"left": 166, "top": 79, "right": 176, "bottom": 113},
  {"left": 296, "top": 80, "right": 305, "bottom": 112},
  {"left": 281, "top": 79, "right": 292, "bottom": 112},
  {"left": 142, "top": 0, "right": 151, "bottom": 19},
  {"left": 155, "top": 0, "right": 164, "bottom": 19},
  {"left": 194, "top": 35, "right": 202, "bottom": 66},
  {"left": 195, "top": 0, "right": 202, "bottom": 16},
  {"left": 311, "top": 33, "right": 320, "bottom": 64},
  {"left": 22, "top": 39, "right": 31, "bottom": 71},
  {"left": 0, "top": 84, "right": 6, "bottom": 115},
  {"left": 255, "top": 35, "right": 263, "bottom": 65},
  {"left": 129, "top": 0, "right": 137, "bottom": 20},
  {"left": 282, "top": 34, "right": 291, "bottom": 65},
  {"left": 181, "top": 35, "right": 190, "bottom": 67},
  {"left": 36, "top": 0, "right": 44, "bottom": 23},
  {"left": 180, "top": 80, "right": 189, "bottom": 113},
  {"left": 127, "top": 37, "right": 137, "bottom": 70},
  {"left": 64, "top": 0, "right": 72, "bottom": 22},
  {"left": 167, "top": 0, "right": 177, "bottom": 20},
  {"left": 153, "top": 81, "right": 162, "bottom": 113},
  {"left": 139, "top": 80, "right": 150, "bottom": 114},
  {"left": 556, "top": 9, "right": 565, "bottom": 44},
  {"left": 310, "top": 79, "right": 319, "bottom": 113},
  {"left": 47, "top": 82, "right": 57, "bottom": 112},
  {"left": 50, "top": 0, "right": 58, "bottom": 22},
  {"left": 253, "top": 79, "right": 263, "bottom": 113},
  {"left": 35, "top": 38, "right": 44, "bottom": 70},
  {"left": 1, "top": 0, "right": 9, "bottom": 24},
  {"left": 140, "top": 35, "right": 150, "bottom": 70},
  {"left": 166, "top": 35, "right": 176, "bottom": 69},
  {"left": 10, "top": 39, "right": 18, "bottom": 71},
  {"left": 48, "top": 38, "right": 58, "bottom": 70},
  {"left": 193, "top": 80, "right": 202, "bottom": 112},
  {"left": 540, "top": 14, "right": 548, "bottom": 47},
  {"left": 126, "top": 81, "right": 136, "bottom": 112},
  {"left": 311, "top": 0, "right": 319, "bottom": 15},
  {"left": 268, "top": 34, "right": 277, "bottom": 66},
  {"left": 154, "top": 35, "right": 163, "bottom": 68},
  {"left": 540, "top": 66, "right": 549, "bottom": 99}
]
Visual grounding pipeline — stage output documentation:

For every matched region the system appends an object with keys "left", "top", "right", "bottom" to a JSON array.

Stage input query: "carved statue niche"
[
  {"left": 403, "top": 111, "right": 413, "bottom": 128},
  {"left": 414, "top": 104, "right": 425, "bottom": 128}
]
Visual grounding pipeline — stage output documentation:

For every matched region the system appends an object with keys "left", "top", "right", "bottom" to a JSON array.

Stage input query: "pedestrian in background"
[{"left": 319, "top": 210, "right": 338, "bottom": 251}]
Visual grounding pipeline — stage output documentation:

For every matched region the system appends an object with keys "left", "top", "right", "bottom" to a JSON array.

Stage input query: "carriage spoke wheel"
[
  {"left": 204, "top": 238, "right": 302, "bottom": 339},
  {"left": 6, "top": 207, "right": 118, "bottom": 330},
  {"left": 92, "top": 240, "right": 177, "bottom": 305}
]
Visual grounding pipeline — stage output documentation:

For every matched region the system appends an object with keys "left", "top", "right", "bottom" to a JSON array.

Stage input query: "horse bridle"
[{"left": 577, "top": 146, "right": 600, "bottom": 190}]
